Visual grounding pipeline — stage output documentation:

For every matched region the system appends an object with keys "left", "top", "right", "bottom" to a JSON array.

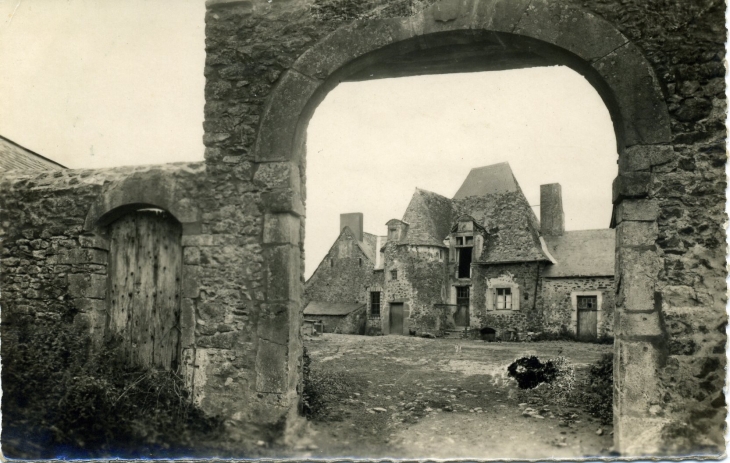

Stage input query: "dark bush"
[
  {"left": 507, "top": 356, "right": 560, "bottom": 389},
  {"left": 581, "top": 353, "right": 614, "bottom": 425},
  {"left": 2, "top": 315, "right": 224, "bottom": 459}
]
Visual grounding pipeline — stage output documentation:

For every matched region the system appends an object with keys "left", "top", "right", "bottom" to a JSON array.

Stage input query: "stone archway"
[{"left": 247, "top": 0, "right": 672, "bottom": 454}]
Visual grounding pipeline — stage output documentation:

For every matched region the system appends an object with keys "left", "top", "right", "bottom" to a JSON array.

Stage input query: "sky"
[{"left": 1, "top": 2, "right": 618, "bottom": 280}]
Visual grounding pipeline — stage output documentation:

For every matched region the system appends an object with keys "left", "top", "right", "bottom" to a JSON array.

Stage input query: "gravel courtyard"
[{"left": 295, "top": 333, "right": 614, "bottom": 459}]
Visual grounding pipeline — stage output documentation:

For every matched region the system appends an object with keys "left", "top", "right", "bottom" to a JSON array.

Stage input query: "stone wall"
[
  {"left": 382, "top": 244, "right": 448, "bottom": 334},
  {"left": 540, "top": 277, "right": 615, "bottom": 339},
  {"left": 1, "top": 160, "right": 305, "bottom": 446},
  {"left": 202, "top": 0, "right": 726, "bottom": 449},
  {"left": 470, "top": 262, "right": 541, "bottom": 336},
  {"left": 304, "top": 227, "right": 376, "bottom": 305}
]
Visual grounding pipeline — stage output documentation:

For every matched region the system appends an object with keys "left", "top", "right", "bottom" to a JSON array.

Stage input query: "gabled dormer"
[
  {"left": 386, "top": 219, "right": 409, "bottom": 242},
  {"left": 449, "top": 215, "right": 485, "bottom": 279}
]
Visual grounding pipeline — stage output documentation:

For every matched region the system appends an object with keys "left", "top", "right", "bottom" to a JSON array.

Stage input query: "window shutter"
[
  {"left": 474, "top": 235, "right": 483, "bottom": 260},
  {"left": 512, "top": 286, "right": 520, "bottom": 311},
  {"left": 486, "top": 287, "right": 495, "bottom": 311}
]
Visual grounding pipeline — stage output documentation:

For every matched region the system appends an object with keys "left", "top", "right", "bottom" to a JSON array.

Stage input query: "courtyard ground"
[{"left": 294, "top": 333, "right": 613, "bottom": 460}]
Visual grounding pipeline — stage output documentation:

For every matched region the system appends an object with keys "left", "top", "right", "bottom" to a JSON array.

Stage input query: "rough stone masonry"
[{"left": 0, "top": 0, "right": 726, "bottom": 456}]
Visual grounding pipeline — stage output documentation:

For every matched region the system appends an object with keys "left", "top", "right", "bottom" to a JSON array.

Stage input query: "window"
[
  {"left": 370, "top": 292, "right": 381, "bottom": 317},
  {"left": 456, "top": 236, "right": 463, "bottom": 245},
  {"left": 358, "top": 257, "right": 362, "bottom": 267},
  {"left": 465, "top": 236, "right": 473, "bottom": 245},
  {"left": 330, "top": 258, "right": 334, "bottom": 267},
  {"left": 496, "top": 288, "right": 512, "bottom": 310},
  {"left": 388, "top": 227, "right": 398, "bottom": 240},
  {"left": 390, "top": 270, "right": 398, "bottom": 280},
  {"left": 458, "top": 247, "right": 472, "bottom": 278},
  {"left": 456, "top": 286, "right": 470, "bottom": 306},
  {"left": 577, "top": 295, "right": 597, "bottom": 310}
]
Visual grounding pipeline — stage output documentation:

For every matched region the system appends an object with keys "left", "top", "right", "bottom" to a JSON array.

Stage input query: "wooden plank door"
[
  {"left": 577, "top": 296, "right": 598, "bottom": 341},
  {"left": 389, "top": 303, "right": 404, "bottom": 335},
  {"left": 108, "top": 210, "right": 182, "bottom": 370}
]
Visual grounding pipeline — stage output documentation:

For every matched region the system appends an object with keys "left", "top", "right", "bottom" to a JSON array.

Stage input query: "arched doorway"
[{"left": 241, "top": 0, "right": 672, "bottom": 454}]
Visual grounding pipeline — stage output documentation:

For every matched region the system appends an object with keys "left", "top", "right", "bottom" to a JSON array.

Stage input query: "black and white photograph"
[{"left": 0, "top": 0, "right": 727, "bottom": 460}]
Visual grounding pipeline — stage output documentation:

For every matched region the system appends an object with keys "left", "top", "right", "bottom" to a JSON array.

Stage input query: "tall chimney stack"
[
  {"left": 340, "top": 213, "right": 363, "bottom": 241},
  {"left": 540, "top": 184, "right": 565, "bottom": 236}
]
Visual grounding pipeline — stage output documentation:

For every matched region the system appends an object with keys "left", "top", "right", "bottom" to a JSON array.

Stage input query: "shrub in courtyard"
[
  {"left": 2, "top": 314, "right": 224, "bottom": 459},
  {"left": 509, "top": 356, "right": 576, "bottom": 407},
  {"left": 580, "top": 353, "right": 613, "bottom": 424},
  {"left": 507, "top": 356, "right": 560, "bottom": 389}
]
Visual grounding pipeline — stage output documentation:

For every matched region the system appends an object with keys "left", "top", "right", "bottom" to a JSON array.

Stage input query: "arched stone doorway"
[{"left": 246, "top": 0, "right": 671, "bottom": 454}]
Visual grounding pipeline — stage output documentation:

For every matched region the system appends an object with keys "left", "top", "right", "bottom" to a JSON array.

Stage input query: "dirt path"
[{"left": 294, "top": 334, "right": 614, "bottom": 459}]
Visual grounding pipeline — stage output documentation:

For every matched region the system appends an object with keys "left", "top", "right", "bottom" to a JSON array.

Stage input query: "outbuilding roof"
[
  {"left": 542, "top": 229, "right": 615, "bottom": 277},
  {"left": 303, "top": 301, "right": 366, "bottom": 316},
  {"left": 0, "top": 135, "right": 66, "bottom": 172}
]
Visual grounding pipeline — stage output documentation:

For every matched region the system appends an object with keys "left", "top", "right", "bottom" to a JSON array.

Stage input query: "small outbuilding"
[{"left": 303, "top": 301, "right": 367, "bottom": 335}]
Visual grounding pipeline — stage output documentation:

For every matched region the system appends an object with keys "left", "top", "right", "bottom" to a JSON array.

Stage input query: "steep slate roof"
[
  {"left": 542, "top": 229, "right": 615, "bottom": 277},
  {"left": 0, "top": 135, "right": 66, "bottom": 172},
  {"left": 454, "top": 190, "right": 549, "bottom": 263},
  {"left": 304, "top": 301, "right": 365, "bottom": 316},
  {"left": 393, "top": 163, "right": 548, "bottom": 263},
  {"left": 400, "top": 188, "right": 455, "bottom": 247},
  {"left": 361, "top": 232, "right": 378, "bottom": 262},
  {"left": 452, "top": 162, "right": 519, "bottom": 199}
]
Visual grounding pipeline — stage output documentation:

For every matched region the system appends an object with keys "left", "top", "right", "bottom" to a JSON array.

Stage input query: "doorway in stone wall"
[
  {"left": 299, "top": 62, "right": 618, "bottom": 458},
  {"left": 107, "top": 209, "right": 183, "bottom": 371}
]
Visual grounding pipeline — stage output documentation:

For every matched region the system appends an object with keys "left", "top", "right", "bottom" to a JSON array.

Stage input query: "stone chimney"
[
  {"left": 340, "top": 213, "right": 363, "bottom": 241},
  {"left": 540, "top": 184, "right": 565, "bottom": 236}
]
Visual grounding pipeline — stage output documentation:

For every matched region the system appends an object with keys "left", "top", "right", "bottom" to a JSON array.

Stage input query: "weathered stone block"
[
  {"left": 68, "top": 273, "right": 106, "bottom": 299},
  {"left": 261, "top": 188, "right": 305, "bottom": 216},
  {"left": 616, "top": 221, "right": 658, "bottom": 248},
  {"left": 619, "top": 145, "right": 674, "bottom": 172},
  {"left": 616, "top": 415, "right": 671, "bottom": 456},
  {"left": 592, "top": 42, "right": 672, "bottom": 147},
  {"left": 79, "top": 234, "right": 110, "bottom": 251},
  {"left": 253, "top": 162, "right": 300, "bottom": 191},
  {"left": 253, "top": 70, "right": 320, "bottom": 162},
  {"left": 614, "top": 200, "right": 659, "bottom": 224},
  {"left": 616, "top": 249, "right": 662, "bottom": 312},
  {"left": 57, "top": 248, "right": 108, "bottom": 265},
  {"left": 184, "top": 246, "right": 201, "bottom": 265},
  {"left": 470, "top": 0, "right": 531, "bottom": 32},
  {"left": 617, "top": 339, "right": 664, "bottom": 412},
  {"left": 514, "top": 0, "right": 628, "bottom": 62},
  {"left": 264, "top": 245, "right": 301, "bottom": 303},
  {"left": 612, "top": 172, "right": 651, "bottom": 203},
  {"left": 74, "top": 297, "right": 106, "bottom": 313},
  {"left": 183, "top": 265, "right": 201, "bottom": 298},
  {"left": 263, "top": 213, "right": 300, "bottom": 245},
  {"left": 294, "top": 17, "right": 415, "bottom": 81},
  {"left": 257, "top": 302, "right": 293, "bottom": 346},
  {"left": 181, "top": 298, "right": 196, "bottom": 349},
  {"left": 256, "top": 339, "right": 288, "bottom": 393},
  {"left": 181, "top": 234, "right": 215, "bottom": 247},
  {"left": 617, "top": 310, "right": 663, "bottom": 338}
]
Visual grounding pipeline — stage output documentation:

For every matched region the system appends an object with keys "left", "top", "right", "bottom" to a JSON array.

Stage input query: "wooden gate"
[
  {"left": 108, "top": 210, "right": 183, "bottom": 370},
  {"left": 577, "top": 296, "right": 598, "bottom": 341},
  {"left": 389, "top": 303, "right": 404, "bottom": 335}
]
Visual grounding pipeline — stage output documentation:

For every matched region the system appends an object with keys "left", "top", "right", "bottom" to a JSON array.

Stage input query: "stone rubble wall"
[
  {"left": 203, "top": 0, "right": 726, "bottom": 451},
  {"left": 540, "top": 276, "right": 616, "bottom": 339},
  {"left": 0, "top": 160, "right": 304, "bottom": 446}
]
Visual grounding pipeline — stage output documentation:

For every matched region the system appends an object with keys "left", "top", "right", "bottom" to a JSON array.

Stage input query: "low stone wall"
[
  {"left": 541, "top": 277, "right": 615, "bottom": 339},
  {"left": 1, "top": 161, "right": 304, "bottom": 446}
]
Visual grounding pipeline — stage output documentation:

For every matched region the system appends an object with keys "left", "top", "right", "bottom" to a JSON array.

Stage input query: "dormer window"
[{"left": 388, "top": 227, "right": 398, "bottom": 240}]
